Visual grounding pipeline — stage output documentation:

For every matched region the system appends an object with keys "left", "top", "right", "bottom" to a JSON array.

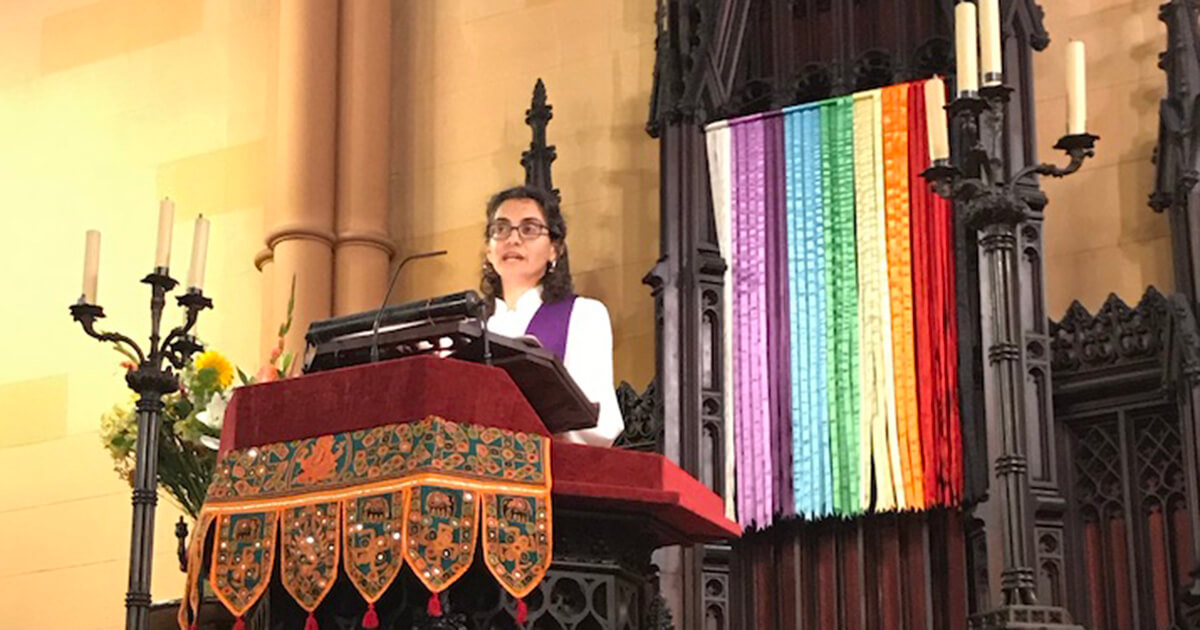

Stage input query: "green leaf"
[
  {"left": 197, "top": 366, "right": 218, "bottom": 385},
  {"left": 280, "top": 352, "right": 294, "bottom": 375},
  {"left": 237, "top": 367, "right": 255, "bottom": 386},
  {"left": 192, "top": 367, "right": 219, "bottom": 401},
  {"left": 278, "top": 274, "right": 297, "bottom": 337},
  {"left": 172, "top": 399, "right": 194, "bottom": 419}
]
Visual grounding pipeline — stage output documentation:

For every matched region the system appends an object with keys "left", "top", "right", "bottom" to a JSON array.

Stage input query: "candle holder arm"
[
  {"left": 160, "top": 291, "right": 213, "bottom": 369},
  {"left": 920, "top": 162, "right": 988, "bottom": 204},
  {"left": 1009, "top": 133, "right": 1100, "bottom": 193},
  {"left": 70, "top": 303, "right": 147, "bottom": 365}
]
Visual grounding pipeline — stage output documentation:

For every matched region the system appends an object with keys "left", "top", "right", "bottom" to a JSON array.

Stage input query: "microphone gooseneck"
[
  {"left": 480, "top": 297, "right": 492, "bottom": 366},
  {"left": 370, "top": 250, "right": 448, "bottom": 362}
]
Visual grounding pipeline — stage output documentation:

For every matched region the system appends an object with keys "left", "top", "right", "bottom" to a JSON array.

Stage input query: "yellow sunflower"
[{"left": 194, "top": 350, "right": 234, "bottom": 389}]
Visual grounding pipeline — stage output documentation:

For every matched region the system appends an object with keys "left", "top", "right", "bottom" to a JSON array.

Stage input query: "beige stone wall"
[
  {"left": 1037, "top": 0, "right": 1174, "bottom": 317},
  {"left": 0, "top": 1, "right": 272, "bottom": 626},
  {"left": 388, "top": 0, "right": 660, "bottom": 390}
]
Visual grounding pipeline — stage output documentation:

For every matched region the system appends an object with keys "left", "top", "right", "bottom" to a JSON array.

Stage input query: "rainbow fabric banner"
[{"left": 706, "top": 80, "right": 963, "bottom": 528}]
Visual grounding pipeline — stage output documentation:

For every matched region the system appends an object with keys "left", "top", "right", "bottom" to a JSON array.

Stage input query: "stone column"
[
  {"left": 264, "top": 0, "right": 339, "bottom": 359},
  {"left": 334, "top": 0, "right": 394, "bottom": 315}
]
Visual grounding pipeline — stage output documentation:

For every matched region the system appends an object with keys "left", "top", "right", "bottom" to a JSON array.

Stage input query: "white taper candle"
[
  {"left": 82, "top": 230, "right": 100, "bottom": 303},
  {"left": 154, "top": 198, "right": 174, "bottom": 269},
  {"left": 925, "top": 77, "right": 950, "bottom": 162},
  {"left": 955, "top": 2, "right": 979, "bottom": 95},
  {"left": 1066, "top": 40, "right": 1087, "bottom": 134},
  {"left": 979, "top": 0, "right": 1002, "bottom": 85},
  {"left": 186, "top": 215, "right": 210, "bottom": 290}
]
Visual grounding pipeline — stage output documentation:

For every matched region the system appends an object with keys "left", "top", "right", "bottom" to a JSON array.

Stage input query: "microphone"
[{"left": 370, "top": 249, "right": 448, "bottom": 362}]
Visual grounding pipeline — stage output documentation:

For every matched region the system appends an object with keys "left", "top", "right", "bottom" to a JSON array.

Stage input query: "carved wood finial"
[
  {"left": 1019, "top": 1, "right": 1051, "bottom": 51},
  {"left": 521, "top": 78, "right": 559, "bottom": 201},
  {"left": 1151, "top": 0, "right": 1200, "bottom": 214}
]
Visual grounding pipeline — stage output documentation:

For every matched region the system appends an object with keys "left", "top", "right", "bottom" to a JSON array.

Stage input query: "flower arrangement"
[
  {"left": 98, "top": 350, "right": 232, "bottom": 518},
  {"left": 99, "top": 278, "right": 296, "bottom": 518}
]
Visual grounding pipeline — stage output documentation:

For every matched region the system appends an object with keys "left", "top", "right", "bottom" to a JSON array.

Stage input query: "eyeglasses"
[{"left": 487, "top": 220, "right": 552, "bottom": 241}]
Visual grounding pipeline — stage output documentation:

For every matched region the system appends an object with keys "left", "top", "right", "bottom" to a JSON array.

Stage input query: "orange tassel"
[
  {"left": 427, "top": 592, "right": 443, "bottom": 617},
  {"left": 362, "top": 601, "right": 379, "bottom": 629}
]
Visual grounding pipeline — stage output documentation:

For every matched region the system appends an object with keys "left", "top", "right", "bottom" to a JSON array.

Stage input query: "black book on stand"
[{"left": 302, "top": 290, "right": 598, "bottom": 434}]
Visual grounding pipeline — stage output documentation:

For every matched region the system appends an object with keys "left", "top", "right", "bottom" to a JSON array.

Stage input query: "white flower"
[
  {"left": 199, "top": 391, "right": 229, "bottom": 430},
  {"left": 199, "top": 435, "right": 221, "bottom": 451}
]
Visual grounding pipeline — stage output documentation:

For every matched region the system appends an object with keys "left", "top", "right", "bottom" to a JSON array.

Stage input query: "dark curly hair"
[{"left": 481, "top": 185, "right": 574, "bottom": 314}]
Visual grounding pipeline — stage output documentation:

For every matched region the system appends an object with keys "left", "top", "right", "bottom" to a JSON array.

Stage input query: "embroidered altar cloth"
[{"left": 178, "top": 414, "right": 552, "bottom": 628}]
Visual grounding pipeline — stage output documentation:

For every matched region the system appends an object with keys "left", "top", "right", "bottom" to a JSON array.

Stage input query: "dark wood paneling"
[
  {"left": 734, "top": 511, "right": 967, "bottom": 630},
  {"left": 1052, "top": 290, "right": 1200, "bottom": 629}
]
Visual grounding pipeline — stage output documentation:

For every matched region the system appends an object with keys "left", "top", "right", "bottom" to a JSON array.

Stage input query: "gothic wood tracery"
[{"left": 1051, "top": 288, "right": 1200, "bottom": 629}]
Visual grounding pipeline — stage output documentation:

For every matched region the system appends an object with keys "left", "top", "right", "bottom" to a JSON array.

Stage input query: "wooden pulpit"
[{"left": 163, "top": 340, "right": 736, "bottom": 630}]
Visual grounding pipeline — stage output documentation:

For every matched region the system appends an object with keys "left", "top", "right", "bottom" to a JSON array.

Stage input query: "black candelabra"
[
  {"left": 923, "top": 84, "right": 1093, "bottom": 629},
  {"left": 70, "top": 268, "right": 212, "bottom": 630}
]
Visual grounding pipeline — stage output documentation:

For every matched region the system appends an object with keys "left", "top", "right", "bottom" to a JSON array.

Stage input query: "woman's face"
[{"left": 486, "top": 197, "right": 557, "bottom": 288}]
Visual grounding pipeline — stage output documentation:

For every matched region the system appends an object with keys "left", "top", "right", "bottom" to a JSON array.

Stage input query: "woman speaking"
[{"left": 480, "top": 185, "right": 624, "bottom": 446}]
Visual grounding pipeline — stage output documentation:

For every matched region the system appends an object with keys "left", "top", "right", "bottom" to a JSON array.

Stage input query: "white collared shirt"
[{"left": 487, "top": 287, "right": 625, "bottom": 446}]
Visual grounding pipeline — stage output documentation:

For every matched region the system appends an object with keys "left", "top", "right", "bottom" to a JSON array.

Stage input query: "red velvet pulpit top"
[{"left": 219, "top": 355, "right": 549, "bottom": 453}]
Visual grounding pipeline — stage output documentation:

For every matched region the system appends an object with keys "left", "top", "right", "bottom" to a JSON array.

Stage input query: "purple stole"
[{"left": 524, "top": 294, "right": 578, "bottom": 362}]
